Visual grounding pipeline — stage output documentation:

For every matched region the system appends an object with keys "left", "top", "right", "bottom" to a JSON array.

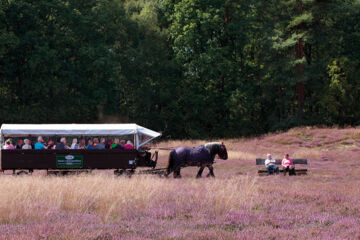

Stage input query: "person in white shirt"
[
  {"left": 71, "top": 138, "right": 78, "bottom": 149},
  {"left": 265, "top": 153, "right": 279, "bottom": 175},
  {"left": 22, "top": 139, "right": 32, "bottom": 149}
]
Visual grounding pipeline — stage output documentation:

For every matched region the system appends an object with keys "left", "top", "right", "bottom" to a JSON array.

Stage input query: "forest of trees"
[{"left": 0, "top": 0, "right": 359, "bottom": 138}]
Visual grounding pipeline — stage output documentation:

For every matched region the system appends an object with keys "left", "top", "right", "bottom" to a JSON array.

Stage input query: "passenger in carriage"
[
  {"left": 46, "top": 139, "right": 55, "bottom": 149},
  {"left": 15, "top": 139, "right": 23, "bottom": 149},
  {"left": 106, "top": 139, "right": 113, "bottom": 149},
  {"left": 111, "top": 138, "right": 118, "bottom": 149},
  {"left": 78, "top": 139, "right": 86, "bottom": 149},
  {"left": 34, "top": 136, "right": 45, "bottom": 150},
  {"left": 71, "top": 138, "right": 78, "bottom": 149},
  {"left": 86, "top": 139, "right": 96, "bottom": 150},
  {"left": 112, "top": 138, "right": 124, "bottom": 149},
  {"left": 29, "top": 139, "right": 34, "bottom": 149},
  {"left": 96, "top": 138, "right": 106, "bottom": 149},
  {"left": 22, "top": 139, "right": 32, "bottom": 149},
  {"left": 55, "top": 137, "right": 70, "bottom": 150},
  {"left": 124, "top": 140, "right": 134, "bottom": 150},
  {"left": 93, "top": 138, "right": 99, "bottom": 148},
  {"left": 3, "top": 139, "right": 15, "bottom": 149},
  {"left": 120, "top": 140, "right": 126, "bottom": 147}
]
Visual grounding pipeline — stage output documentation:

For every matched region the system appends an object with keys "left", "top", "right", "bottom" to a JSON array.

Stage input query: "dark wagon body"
[
  {"left": 0, "top": 149, "right": 140, "bottom": 170},
  {"left": 0, "top": 124, "right": 160, "bottom": 174}
]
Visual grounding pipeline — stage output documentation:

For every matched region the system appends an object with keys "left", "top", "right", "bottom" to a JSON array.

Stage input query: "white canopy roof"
[{"left": 0, "top": 124, "right": 161, "bottom": 149}]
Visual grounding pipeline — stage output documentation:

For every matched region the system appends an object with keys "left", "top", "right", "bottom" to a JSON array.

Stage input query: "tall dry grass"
[
  {"left": 1, "top": 126, "right": 360, "bottom": 239},
  {"left": 0, "top": 175, "right": 258, "bottom": 225}
]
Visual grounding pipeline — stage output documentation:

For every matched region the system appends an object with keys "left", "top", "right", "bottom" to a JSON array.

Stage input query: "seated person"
[
  {"left": 86, "top": 139, "right": 96, "bottom": 150},
  {"left": 282, "top": 153, "right": 295, "bottom": 176},
  {"left": 3, "top": 139, "right": 15, "bottom": 149},
  {"left": 22, "top": 139, "right": 32, "bottom": 149},
  {"left": 55, "top": 137, "right": 70, "bottom": 150},
  {"left": 35, "top": 136, "right": 45, "bottom": 150},
  {"left": 112, "top": 138, "right": 124, "bottom": 149},
  {"left": 78, "top": 139, "right": 86, "bottom": 149},
  {"left": 15, "top": 139, "right": 23, "bottom": 149},
  {"left": 29, "top": 139, "right": 34, "bottom": 149},
  {"left": 106, "top": 139, "right": 113, "bottom": 149},
  {"left": 96, "top": 138, "right": 106, "bottom": 149},
  {"left": 120, "top": 140, "right": 126, "bottom": 147},
  {"left": 265, "top": 153, "right": 279, "bottom": 175},
  {"left": 71, "top": 138, "right": 78, "bottom": 149},
  {"left": 46, "top": 139, "right": 55, "bottom": 149},
  {"left": 124, "top": 140, "right": 134, "bottom": 150},
  {"left": 93, "top": 138, "right": 99, "bottom": 148}
]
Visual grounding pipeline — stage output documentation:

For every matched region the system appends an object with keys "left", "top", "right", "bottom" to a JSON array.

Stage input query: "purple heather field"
[{"left": 1, "top": 127, "right": 360, "bottom": 240}]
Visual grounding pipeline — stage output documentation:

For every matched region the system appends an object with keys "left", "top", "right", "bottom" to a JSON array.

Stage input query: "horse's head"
[{"left": 217, "top": 142, "right": 228, "bottom": 160}]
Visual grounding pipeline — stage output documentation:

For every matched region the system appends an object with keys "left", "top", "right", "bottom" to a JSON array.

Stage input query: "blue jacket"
[{"left": 86, "top": 145, "right": 96, "bottom": 150}]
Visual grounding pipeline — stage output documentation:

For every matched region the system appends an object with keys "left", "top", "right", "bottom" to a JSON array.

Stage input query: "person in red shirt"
[
  {"left": 282, "top": 154, "right": 295, "bottom": 176},
  {"left": 124, "top": 140, "right": 134, "bottom": 150}
]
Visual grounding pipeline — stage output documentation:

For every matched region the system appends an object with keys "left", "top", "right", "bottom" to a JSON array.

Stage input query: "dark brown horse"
[{"left": 166, "top": 142, "right": 228, "bottom": 178}]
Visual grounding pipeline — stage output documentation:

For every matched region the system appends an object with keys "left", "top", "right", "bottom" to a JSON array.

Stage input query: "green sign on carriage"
[{"left": 56, "top": 154, "right": 83, "bottom": 169}]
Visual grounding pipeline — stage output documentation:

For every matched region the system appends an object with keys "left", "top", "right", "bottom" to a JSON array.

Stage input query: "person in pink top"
[
  {"left": 124, "top": 140, "right": 134, "bottom": 150},
  {"left": 282, "top": 154, "right": 295, "bottom": 176},
  {"left": 3, "top": 139, "right": 15, "bottom": 149}
]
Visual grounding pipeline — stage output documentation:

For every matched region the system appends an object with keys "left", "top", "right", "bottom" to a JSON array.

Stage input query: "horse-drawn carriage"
[{"left": 0, "top": 124, "right": 161, "bottom": 175}]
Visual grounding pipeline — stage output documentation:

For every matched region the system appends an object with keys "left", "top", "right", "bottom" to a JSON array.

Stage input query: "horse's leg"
[
  {"left": 196, "top": 165, "right": 205, "bottom": 178},
  {"left": 166, "top": 168, "right": 173, "bottom": 177},
  {"left": 176, "top": 168, "right": 182, "bottom": 178},
  {"left": 173, "top": 165, "right": 182, "bottom": 178},
  {"left": 206, "top": 165, "right": 215, "bottom": 178},
  {"left": 166, "top": 151, "right": 175, "bottom": 177}
]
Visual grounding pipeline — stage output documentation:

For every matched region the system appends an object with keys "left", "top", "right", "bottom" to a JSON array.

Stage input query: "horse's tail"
[{"left": 166, "top": 150, "right": 175, "bottom": 176}]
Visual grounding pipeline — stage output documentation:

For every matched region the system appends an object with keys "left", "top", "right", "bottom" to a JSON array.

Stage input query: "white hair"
[{"left": 267, "top": 153, "right": 271, "bottom": 158}]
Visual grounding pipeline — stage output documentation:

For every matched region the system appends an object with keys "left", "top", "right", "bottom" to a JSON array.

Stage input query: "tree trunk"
[{"left": 296, "top": 0, "right": 304, "bottom": 115}]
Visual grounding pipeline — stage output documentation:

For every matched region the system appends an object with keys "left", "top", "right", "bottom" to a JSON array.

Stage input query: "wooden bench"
[{"left": 256, "top": 158, "right": 308, "bottom": 176}]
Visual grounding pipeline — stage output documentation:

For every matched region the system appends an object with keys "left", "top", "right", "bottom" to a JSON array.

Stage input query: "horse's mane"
[{"left": 204, "top": 142, "right": 222, "bottom": 156}]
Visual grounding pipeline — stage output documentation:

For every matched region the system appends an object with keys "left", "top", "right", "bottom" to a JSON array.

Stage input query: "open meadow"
[{"left": 1, "top": 127, "right": 360, "bottom": 240}]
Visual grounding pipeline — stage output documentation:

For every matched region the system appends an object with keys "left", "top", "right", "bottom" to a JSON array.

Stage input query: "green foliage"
[
  {"left": 318, "top": 59, "right": 356, "bottom": 124},
  {"left": 0, "top": 0, "right": 359, "bottom": 138}
]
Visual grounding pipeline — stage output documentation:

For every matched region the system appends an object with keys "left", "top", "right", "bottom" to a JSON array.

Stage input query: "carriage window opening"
[{"left": 1, "top": 136, "right": 137, "bottom": 150}]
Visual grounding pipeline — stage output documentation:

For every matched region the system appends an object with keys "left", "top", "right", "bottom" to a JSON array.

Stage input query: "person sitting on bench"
[
  {"left": 265, "top": 153, "right": 279, "bottom": 175},
  {"left": 282, "top": 153, "right": 295, "bottom": 176}
]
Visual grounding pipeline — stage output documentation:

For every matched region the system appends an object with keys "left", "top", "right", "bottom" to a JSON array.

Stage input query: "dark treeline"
[{"left": 0, "top": 0, "right": 359, "bottom": 138}]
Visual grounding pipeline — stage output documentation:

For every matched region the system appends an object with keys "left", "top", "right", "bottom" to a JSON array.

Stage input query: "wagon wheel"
[
  {"left": 17, "top": 170, "right": 29, "bottom": 176},
  {"left": 114, "top": 169, "right": 124, "bottom": 176},
  {"left": 114, "top": 169, "right": 132, "bottom": 178}
]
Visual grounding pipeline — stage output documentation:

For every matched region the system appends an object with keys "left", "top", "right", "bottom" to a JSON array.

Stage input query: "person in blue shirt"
[
  {"left": 96, "top": 138, "right": 106, "bottom": 149},
  {"left": 34, "top": 136, "right": 45, "bottom": 150},
  {"left": 86, "top": 139, "right": 96, "bottom": 150}
]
